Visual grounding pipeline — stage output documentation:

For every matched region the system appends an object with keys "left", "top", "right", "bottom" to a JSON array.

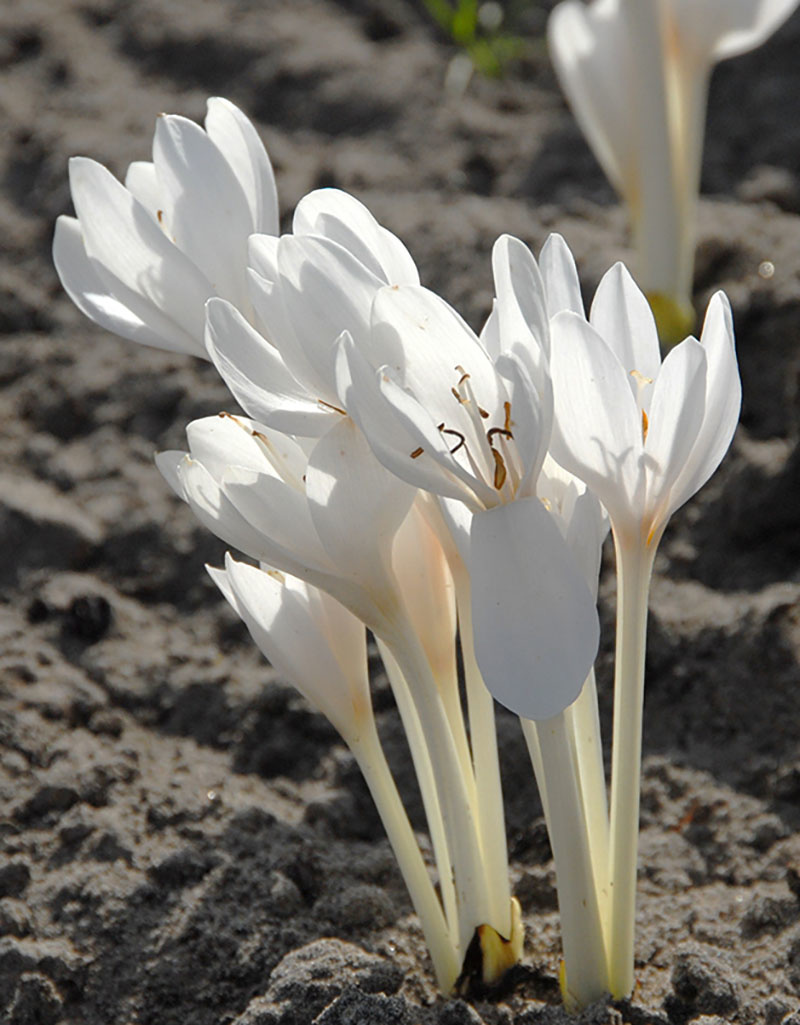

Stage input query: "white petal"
[
  {"left": 53, "top": 216, "right": 200, "bottom": 356},
  {"left": 277, "top": 234, "right": 385, "bottom": 393},
  {"left": 469, "top": 497, "right": 600, "bottom": 720},
  {"left": 124, "top": 161, "right": 162, "bottom": 220},
  {"left": 154, "top": 450, "right": 187, "bottom": 499},
  {"left": 492, "top": 234, "right": 550, "bottom": 361},
  {"left": 589, "top": 263, "right": 661, "bottom": 388},
  {"left": 153, "top": 114, "right": 253, "bottom": 308},
  {"left": 549, "top": 310, "right": 644, "bottom": 526},
  {"left": 186, "top": 413, "right": 267, "bottom": 481},
  {"left": 68, "top": 157, "right": 210, "bottom": 343},
  {"left": 246, "top": 268, "right": 330, "bottom": 402},
  {"left": 222, "top": 465, "right": 333, "bottom": 576},
  {"left": 539, "top": 233, "right": 585, "bottom": 318},
  {"left": 547, "top": 0, "right": 633, "bottom": 196},
  {"left": 336, "top": 336, "right": 483, "bottom": 507},
  {"left": 205, "top": 97, "right": 279, "bottom": 235},
  {"left": 642, "top": 337, "right": 707, "bottom": 527},
  {"left": 371, "top": 284, "right": 502, "bottom": 420},
  {"left": 669, "top": 0, "right": 800, "bottom": 62},
  {"left": 248, "top": 233, "right": 280, "bottom": 282},
  {"left": 205, "top": 298, "right": 333, "bottom": 436},
  {"left": 304, "top": 417, "right": 416, "bottom": 589},
  {"left": 479, "top": 301, "right": 501, "bottom": 360},
  {"left": 222, "top": 555, "right": 370, "bottom": 736},
  {"left": 176, "top": 456, "right": 277, "bottom": 562},
  {"left": 292, "top": 188, "right": 419, "bottom": 286},
  {"left": 667, "top": 292, "right": 741, "bottom": 510}
]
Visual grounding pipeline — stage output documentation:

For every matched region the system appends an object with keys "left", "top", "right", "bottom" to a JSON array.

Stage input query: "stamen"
[
  {"left": 451, "top": 386, "right": 464, "bottom": 404},
  {"left": 492, "top": 449, "right": 508, "bottom": 490},
  {"left": 157, "top": 210, "right": 165, "bottom": 225},
  {"left": 641, "top": 409, "right": 649, "bottom": 441},
  {"left": 478, "top": 407, "right": 490, "bottom": 420},
  {"left": 410, "top": 447, "right": 424, "bottom": 459},
  {"left": 487, "top": 427, "right": 513, "bottom": 445},
  {"left": 503, "top": 401, "right": 512, "bottom": 433},
  {"left": 441, "top": 428, "right": 466, "bottom": 454},
  {"left": 317, "top": 398, "right": 347, "bottom": 415}
]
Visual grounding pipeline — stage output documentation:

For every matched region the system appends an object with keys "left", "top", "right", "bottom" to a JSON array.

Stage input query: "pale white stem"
[
  {"left": 531, "top": 712, "right": 609, "bottom": 1009},
  {"left": 565, "top": 670, "right": 610, "bottom": 938},
  {"left": 437, "top": 659, "right": 480, "bottom": 817},
  {"left": 455, "top": 568, "right": 512, "bottom": 938},
  {"left": 383, "top": 619, "right": 493, "bottom": 957},
  {"left": 607, "top": 534, "right": 657, "bottom": 998},
  {"left": 622, "top": 0, "right": 685, "bottom": 306},
  {"left": 351, "top": 718, "right": 461, "bottom": 991},
  {"left": 377, "top": 640, "right": 460, "bottom": 941},
  {"left": 520, "top": 717, "right": 550, "bottom": 824}
]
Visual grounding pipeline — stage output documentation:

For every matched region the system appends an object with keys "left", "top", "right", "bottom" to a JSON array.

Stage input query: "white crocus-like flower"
[
  {"left": 205, "top": 188, "right": 419, "bottom": 437},
  {"left": 53, "top": 98, "right": 278, "bottom": 357},
  {"left": 548, "top": 261, "right": 740, "bottom": 998},
  {"left": 548, "top": 0, "right": 799, "bottom": 341},
  {"left": 209, "top": 554, "right": 459, "bottom": 991},
  {"left": 338, "top": 283, "right": 600, "bottom": 725},
  {"left": 156, "top": 411, "right": 508, "bottom": 978}
]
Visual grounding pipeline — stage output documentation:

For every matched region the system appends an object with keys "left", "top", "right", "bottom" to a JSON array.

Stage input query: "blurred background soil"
[{"left": 2, "top": 1, "right": 800, "bottom": 1022}]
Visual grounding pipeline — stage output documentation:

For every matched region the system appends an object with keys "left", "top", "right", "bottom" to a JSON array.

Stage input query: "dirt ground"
[{"left": 2, "top": 1, "right": 800, "bottom": 1022}]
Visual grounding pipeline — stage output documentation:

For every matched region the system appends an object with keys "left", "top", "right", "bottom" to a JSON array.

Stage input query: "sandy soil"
[{"left": 2, "top": 1, "right": 800, "bottom": 1022}]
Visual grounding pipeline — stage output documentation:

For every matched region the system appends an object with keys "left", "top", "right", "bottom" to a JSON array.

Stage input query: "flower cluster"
[{"left": 54, "top": 99, "right": 740, "bottom": 1008}]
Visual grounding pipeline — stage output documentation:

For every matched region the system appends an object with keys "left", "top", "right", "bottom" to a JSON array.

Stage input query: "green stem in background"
[
  {"left": 351, "top": 718, "right": 460, "bottom": 991},
  {"left": 607, "top": 533, "right": 657, "bottom": 998},
  {"left": 565, "top": 670, "right": 610, "bottom": 941},
  {"left": 377, "top": 640, "right": 459, "bottom": 941},
  {"left": 454, "top": 565, "right": 512, "bottom": 939},
  {"left": 522, "top": 712, "right": 609, "bottom": 1009}
]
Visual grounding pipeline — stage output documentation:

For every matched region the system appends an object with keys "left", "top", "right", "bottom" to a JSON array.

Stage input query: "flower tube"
[
  {"left": 548, "top": 260, "right": 741, "bottom": 997},
  {"left": 548, "top": 0, "right": 799, "bottom": 342},
  {"left": 209, "top": 554, "right": 459, "bottom": 990}
]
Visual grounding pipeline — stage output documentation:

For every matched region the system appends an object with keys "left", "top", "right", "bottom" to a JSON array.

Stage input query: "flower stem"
[
  {"left": 522, "top": 711, "right": 609, "bottom": 1008},
  {"left": 352, "top": 718, "right": 460, "bottom": 991},
  {"left": 565, "top": 670, "right": 610, "bottom": 938},
  {"left": 377, "top": 640, "right": 459, "bottom": 940},
  {"left": 455, "top": 568, "right": 512, "bottom": 939},
  {"left": 607, "top": 535, "right": 656, "bottom": 998},
  {"left": 384, "top": 619, "right": 493, "bottom": 959}
]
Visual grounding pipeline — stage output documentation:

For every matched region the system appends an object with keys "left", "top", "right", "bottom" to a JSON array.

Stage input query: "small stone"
[
  {"left": 8, "top": 972, "right": 62, "bottom": 1025},
  {"left": 63, "top": 594, "right": 111, "bottom": 642},
  {"left": 740, "top": 894, "right": 795, "bottom": 937},
  {"left": 668, "top": 947, "right": 740, "bottom": 1017},
  {"left": 763, "top": 997, "right": 792, "bottom": 1025},
  {"left": 0, "top": 862, "right": 30, "bottom": 899}
]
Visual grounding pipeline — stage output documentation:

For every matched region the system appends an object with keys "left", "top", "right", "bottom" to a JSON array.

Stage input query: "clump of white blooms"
[{"left": 55, "top": 98, "right": 740, "bottom": 1008}]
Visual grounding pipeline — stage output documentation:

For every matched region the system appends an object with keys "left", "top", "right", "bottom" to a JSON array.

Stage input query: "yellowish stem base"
[
  {"left": 646, "top": 291, "right": 695, "bottom": 349},
  {"left": 454, "top": 897, "right": 524, "bottom": 994}
]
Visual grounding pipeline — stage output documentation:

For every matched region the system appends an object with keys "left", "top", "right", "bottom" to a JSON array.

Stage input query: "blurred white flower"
[
  {"left": 548, "top": 0, "right": 799, "bottom": 340},
  {"left": 53, "top": 98, "right": 278, "bottom": 357}
]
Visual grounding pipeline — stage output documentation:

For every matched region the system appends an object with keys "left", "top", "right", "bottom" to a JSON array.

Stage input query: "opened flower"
[{"left": 548, "top": 0, "right": 799, "bottom": 341}]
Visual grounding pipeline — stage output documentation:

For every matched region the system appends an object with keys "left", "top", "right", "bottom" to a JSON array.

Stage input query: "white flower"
[
  {"left": 548, "top": 0, "right": 799, "bottom": 339},
  {"left": 205, "top": 187, "right": 419, "bottom": 437},
  {"left": 547, "top": 256, "right": 740, "bottom": 999},
  {"left": 549, "top": 262, "right": 741, "bottom": 547},
  {"left": 53, "top": 98, "right": 278, "bottom": 357},
  {"left": 337, "top": 282, "right": 600, "bottom": 723}
]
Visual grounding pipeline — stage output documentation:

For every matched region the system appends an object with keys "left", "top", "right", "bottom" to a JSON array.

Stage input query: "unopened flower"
[
  {"left": 548, "top": 0, "right": 799, "bottom": 340},
  {"left": 548, "top": 258, "right": 740, "bottom": 998},
  {"left": 53, "top": 98, "right": 278, "bottom": 357}
]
